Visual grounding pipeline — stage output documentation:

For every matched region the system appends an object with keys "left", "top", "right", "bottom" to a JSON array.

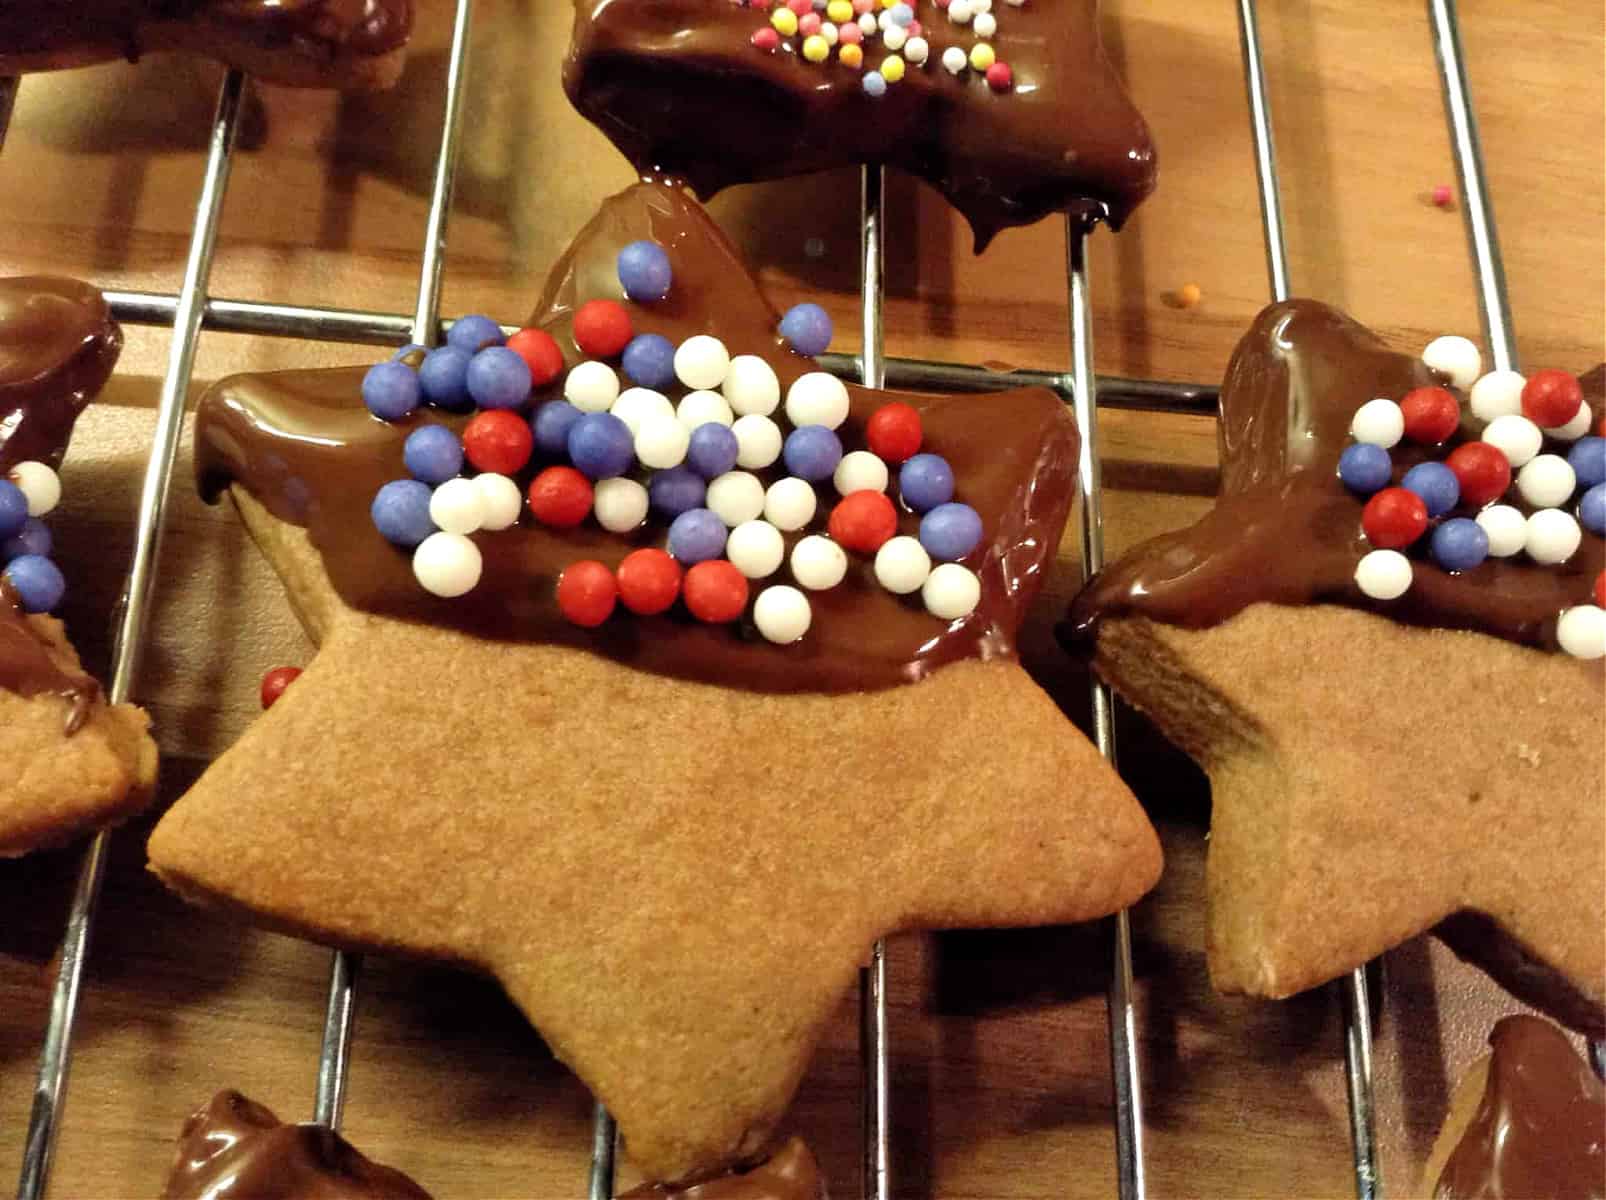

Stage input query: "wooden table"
[{"left": 1, "top": 2, "right": 1601, "bottom": 1196}]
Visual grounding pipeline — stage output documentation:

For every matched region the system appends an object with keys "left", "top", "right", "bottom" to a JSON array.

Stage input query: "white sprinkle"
[
  {"left": 753, "top": 585, "right": 813, "bottom": 645},
  {"left": 1422, "top": 334, "right": 1482, "bottom": 389},
  {"left": 6, "top": 461, "right": 60, "bottom": 517},
  {"left": 677, "top": 389, "right": 735, "bottom": 430},
  {"left": 1475, "top": 504, "right": 1526, "bottom": 557},
  {"left": 764, "top": 477, "right": 818, "bottom": 531},
  {"left": 726, "top": 519, "right": 786, "bottom": 579},
  {"left": 706, "top": 471, "right": 766, "bottom": 527},
  {"left": 1524, "top": 508, "right": 1581, "bottom": 565},
  {"left": 722, "top": 355, "right": 781, "bottom": 417},
  {"left": 1557, "top": 605, "right": 1606, "bottom": 659},
  {"left": 732, "top": 414, "right": 783, "bottom": 469},
  {"left": 1482, "top": 413, "right": 1543, "bottom": 467},
  {"left": 412, "top": 532, "right": 482, "bottom": 598},
  {"left": 1515, "top": 454, "right": 1577, "bottom": 509},
  {"left": 1468, "top": 369, "right": 1525, "bottom": 423},
  {"left": 1350, "top": 397, "right": 1405, "bottom": 448},
  {"left": 834, "top": 450, "right": 890, "bottom": 496},
  {"left": 564, "top": 361, "right": 619, "bottom": 413},
  {"left": 428, "top": 477, "right": 486, "bottom": 535},
  {"left": 922, "top": 562, "right": 981, "bottom": 620},
  {"left": 1354, "top": 548, "right": 1412, "bottom": 600},
  {"left": 473, "top": 472, "right": 523, "bottom": 531},
  {"left": 791, "top": 535, "right": 848, "bottom": 591},
  {"left": 674, "top": 335, "right": 731, "bottom": 391},
  {"left": 593, "top": 477, "right": 649, "bottom": 533},
  {"left": 874, "top": 535, "right": 932, "bottom": 594}
]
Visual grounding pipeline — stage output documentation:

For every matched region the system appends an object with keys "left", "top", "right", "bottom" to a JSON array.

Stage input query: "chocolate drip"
[
  {"left": 194, "top": 182, "right": 1078, "bottom": 694},
  {"left": 162, "top": 1091, "right": 432, "bottom": 1200},
  {"left": 0, "top": 277, "right": 120, "bottom": 731},
  {"left": 1435, "top": 1016, "right": 1605, "bottom": 1200},
  {"left": 622, "top": 1139, "right": 826, "bottom": 1200},
  {"left": 1065, "top": 301, "right": 1605, "bottom": 652},
  {"left": 564, "top": 0, "right": 1156, "bottom": 250}
]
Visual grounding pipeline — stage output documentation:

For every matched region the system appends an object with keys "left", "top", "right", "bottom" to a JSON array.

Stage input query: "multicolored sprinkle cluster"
[
  {"left": 0, "top": 461, "right": 67, "bottom": 615},
  {"left": 1340, "top": 333, "right": 1606, "bottom": 659},
  {"left": 358, "top": 244, "right": 985, "bottom": 646},
  {"left": 738, "top": 0, "right": 1019, "bottom": 96}
]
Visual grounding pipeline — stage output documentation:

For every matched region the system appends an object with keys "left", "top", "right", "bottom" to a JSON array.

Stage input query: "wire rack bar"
[
  {"left": 1234, "top": 4, "right": 1380, "bottom": 1195},
  {"left": 590, "top": 1102, "right": 619, "bottom": 1200},
  {"left": 857, "top": 163, "right": 893, "bottom": 1200},
  {"left": 1067, "top": 217, "right": 1147, "bottom": 1200},
  {"left": 15, "top": 68, "right": 248, "bottom": 1200}
]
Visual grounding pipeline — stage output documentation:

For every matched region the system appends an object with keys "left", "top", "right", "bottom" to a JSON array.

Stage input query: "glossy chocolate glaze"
[
  {"left": 0, "top": 0, "right": 412, "bottom": 74},
  {"left": 196, "top": 182, "right": 1077, "bottom": 693},
  {"left": 564, "top": 0, "right": 1156, "bottom": 249},
  {"left": 621, "top": 1139, "right": 826, "bottom": 1200},
  {"left": 162, "top": 1091, "right": 432, "bottom": 1200},
  {"left": 0, "top": 277, "right": 121, "bottom": 728},
  {"left": 1435, "top": 1016, "right": 1605, "bottom": 1200},
  {"left": 1065, "top": 301, "right": 1605, "bottom": 652}
]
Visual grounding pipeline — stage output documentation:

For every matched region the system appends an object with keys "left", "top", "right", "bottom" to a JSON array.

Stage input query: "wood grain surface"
[{"left": 1, "top": 2, "right": 1602, "bottom": 1196}]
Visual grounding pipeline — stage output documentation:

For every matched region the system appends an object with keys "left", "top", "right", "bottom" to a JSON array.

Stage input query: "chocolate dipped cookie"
[
  {"left": 1065, "top": 300, "right": 1605, "bottom": 1034},
  {"left": 564, "top": 0, "right": 1156, "bottom": 249},
  {"left": 147, "top": 180, "right": 1161, "bottom": 1183},
  {"left": 1, "top": 276, "right": 157, "bottom": 857},
  {"left": 0, "top": 1, "right": 413, "bottom": 92}
]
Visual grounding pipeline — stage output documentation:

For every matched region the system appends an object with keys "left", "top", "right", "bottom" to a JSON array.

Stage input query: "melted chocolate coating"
[
  {"left": 195, "top": 182, "right": 1077, "bottom": 693},
  {"left": 0, "top": 277, "right": 121, "bottom": 726},
  {"left": 621, "top": 1139, "right": 826, "bottom": 1200},
  {"left": 1065, "top": 300, "right": 1605, "bottom": 652},
  {"left": 563, "top": 0, "right": 1156, "bottom": 249},
  {"left": 162, "top": 1091, "right": 432, "bottom": 1200},
  {"left": 1435, "top": 1016, "right": 1605, "bottom": 1200},
  {"left": 0, "top": 0, "right": 412, "bottom": 79}
]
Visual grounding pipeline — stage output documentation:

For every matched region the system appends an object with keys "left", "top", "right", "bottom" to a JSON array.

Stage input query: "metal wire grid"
[{"left": 0, "top": 1, "right": 1570, "bottom": 1195}]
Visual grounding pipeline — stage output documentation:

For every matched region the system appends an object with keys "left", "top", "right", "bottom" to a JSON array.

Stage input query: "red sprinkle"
[
  {"left": 462, "top": 409, "right": 534, "bottom": 476},
  {"left": 865, "top": 402, "right": 922, "bottom": 463},
  {"left": 1595, "top": 570, "right": 1606, "bottom": 609},
  {"left": 617, "top": 548, "right": 683, "bottom": 616},
  {"left": 506, "top": 328, "right": 565, "bottom": 388},
  {"left": 1399, "top": 386, "right": 1460, "bottom": 445},
  {"left": 683, "top": 560, "right": 749, "bottom": 623},
  {"left": 557, "top": 561, "right": 617, "bottom": 628},
  {"left": 527, "top": 466, "right": 594, "bottom": 528},
  {"left": 1445, "top": 442, "right": 1512, "bottom": 508},
  {"left": 828, "top": 491, "right": 899, "bottom": 553},
  {"left": 260, "top": 666, "right": 302, "bottom": 710},
  {"left": 1361, "top": 487, "right": 1429, "bottom": 550},
  {"left": 1431, "top": 184, "right": 1453, "bottom": 208},
  {"left": 573, "top": 300, "right": 633, "bottom": 359},
  {"left": 1521, "top": 369, "right": 1584, "bottom": 428},
  {"left": 751, "top": 26, "right": 780, "bottom": 50},
  {"left": 986, "top": 62, "right": 1013, "bottom": 92}
]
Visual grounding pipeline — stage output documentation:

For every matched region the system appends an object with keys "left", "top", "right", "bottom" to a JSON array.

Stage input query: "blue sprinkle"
[
  {"left": 370, "top": 479, "right": 436, "bottom": 548},
  {"left": 1338, "top": 443, "right": 1392, "bottom": 495},
  {"left": 622, "top": 333, "right": 678, "bottom": 391},
  {"left": 1568, "top": 436, "right": 1606, "bottom": 490},
  {"left": 1, "top": 517, "right": 51, "bottom": 564},
  {"left": 889, "top": 2, "right": 914, "bottom": 24},
  {"left": 862, "top": 71, "right": 887, "bottom": 98},
  {"left": 667, "top": 508, "right": 729, "bottom": 565},
  {"left": 1581, "top": 482, "right": 1606, "bottom": 536},
  {"left": 899, "top": 453, "right": 955, "bottom": 513},
  {"left": 919, "top": 503, "right": 983, "bottom": 561},
  {"left": 466, "top": 346, "right": 533, "bottom": 411},
  {"left": 648, "top": 467, "right": 707, "bottom": 517},
  {"left": 1402, "top": 461, "right": 1460, "bottom": 518},
  {"left": 417, "top": 346, "right": 473, "bottom": 409},
  {"left": 3, "top": 554, "right": 65, "bottom": 613},
  {"left": 617, "top": 241, "right": 674, "bottom": 303},
  {"left": 0, "top": 480, "right": 28, "bottom": 541},
  {"left": 783, "top": 425, "right": 843, "bottom": 482},
  {"left": 362, "top": 360, "right": 421, "bottom": 422},
  {"left": 567, "top": 411, "right": 635, "bottom": 480},
  {"left": 446, "top": 314, "right": 505, "bottom": 354},
  {"left": 686, "top": 422, "right": 740, "bottom": 479},
  {"left": 1430, "top": 517, "right": 1490, "bottom": 573},
  {"left": 403, "top": 425, "right": 464, "bottom": 484},
  {"left": 779, "top": 303, "right": 833, "bottom": 357},
  {"left": 532, "top": 400, "right": 583, "bottom": 457}
]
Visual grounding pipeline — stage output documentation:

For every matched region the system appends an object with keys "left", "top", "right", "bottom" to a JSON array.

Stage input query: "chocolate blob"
[
  {"left": 563, "top": 0, "right": 1156, "bottom": 250},
  {"left": 161, "top": 1091, "right": 432, "bottom": 1200},
  {"left": 195, "top": 182, "right": 1077, "bottom": 693},
  {"left": 1064, "top": 300, "right": 1604, "bottom": 653},
  {"left": 621, "top": 1138, "right": 826, "bottom": 1200},
  {"left": 1436, "top": 1016, "right": 1605, "bottom": 1200}
]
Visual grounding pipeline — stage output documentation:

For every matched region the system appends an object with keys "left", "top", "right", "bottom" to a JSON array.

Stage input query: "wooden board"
[{"left": 0, "top": 2, "right": 1601, "bottom": 1195}]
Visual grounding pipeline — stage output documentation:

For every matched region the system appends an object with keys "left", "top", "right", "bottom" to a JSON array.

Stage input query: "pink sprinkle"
[
  {"left": 905, "top": 19, "right": 921, "bottom": 36},
  {"left": 838, "top": 20, "right": 863, "bottom": 42},
  {"left": 933, "top": 0, "right": 951, "bottom": 8},
  {"left": 787, "top": 0, "right": 811, "bottom": 12},
  {"left": 1432, "top": 184, "right": 1453, "bottom": 208},
  {"left": 751, "top": 26, "right": 780, "bottom": 49},
  {"left": 853, "top": 0, "right": 875, "bottom": 12},
  {"left": 799, "top": 11, "right": 821, "bottom": 32},
  {"left": 986, "top": 60, "right": 1013, "bottom": 91}
]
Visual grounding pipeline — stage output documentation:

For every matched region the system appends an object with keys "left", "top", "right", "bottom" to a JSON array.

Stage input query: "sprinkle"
[
  {"left": 863, "top": 70, "right": 888, "bottom": 97},
  {"left": 880, "top": 53, "right": 906, "bottom": 83},
  {"left": 829, "top": 491, "right": 899, "bottom": 553},
  {"left": 1519, "top": 368, "right": 1584, "bottom": 429},
  {"left": 922, "top": 562, "right": 981, "bottom": 619},
  {"left": 833, "top": 449, "right": 890, "bottom": 495},
  {"left": 1475, "top": 504, "right": 1526, "bottom": 557},
  {"left": 723, "top": 353, "right": 783, "bottom": 415},
  {"left": 610, "top": 386, "right": 675, "bottom": 436},
  {"left": 786, "top": 371, "right": 851, "bottom": 429},
  {"left": 1337, "top": 443, "right": 1392, "bottom": 495},
  {"left": 667, "top": 507, "right": 730, "bottom": 564},
  {"left": 764, "top": 477, "right": 818, "bottom": 531},
  {"left": 1468, "top": 369, "right": 1525, "bottom": 422},
  {"left": 674, "top": 334, "right": 732, "bottom": 391},
  {"left": 563, "top": 360, "right": 620, "bottom": 412},
  {"left": 1421, "top": 334, "right": 1482, "bottom": 389},
  {"left": 427, "top": 477, "right": 486, "bottom": 536},
  {"left": 874, "top": 535, "right": 932, "bottom": 594},
  {"left": 1176, "top": 282, "right": 1202, "bottom": 308},
  {"left": 904, "top": 35, "right": 929, "bottom": 64},
  {"left": 1398, "top": 386, "right": 1460, "bottom": 444},
  {"left": 705, "top": 470, "right": 767, "bottom": 526},
  {"left": 1444, "top": 442, "right": 1511, "bottom": 507},
  {"left": 567, "top": 411, "right": 636, "bottom": 480},
  {"left": 974, "top": 11, "right": 997, "bottom": 36},
  {"left": 985, "top": 60, "right": 1012, "bottom": 90},
  {"left": 474, "top": 473, "right": 524, "bottom": 531},
  {"left": 1400, "top": 461, "right": 1460, "bottom": 518},
  {"left": 616, "top": 548, "right": 682, "bottom": 615},
  {"left": 616, "top": 240, "right": 673, "bottom": 302},
  {"left": 532, "top": 400, "right": 583, "bottom": 458},
  {"left": 462, "top": 409, "right": 534, "bottom": 475},
  {"left": 898, "top": 453, "right": 955, "bottom": 512},
  {"left": 1360, "top": 487, "right": 1428, "bottom": 550},
  {"left": 942, "top": 45, "right": 968, "bottom": 73},
  {"left": 446, "top": 315, "right": 504, "bottom": 354},
  {"left": 556, "top": 560, "right": 617, "bottom": 627},
  {"left": 2, "top": 554, "right": 64, "bottom": 612},
  {"left": 634, "top": 411, "right": 693, "bottom": 470},
  {"left": 1354, "top": 548, "right": 1412, "bottom": 600},
  {"left": 838, "top": 41, "right": 864, "bottom": 67},
  {"left": 259, "top": 666, "right": 302, "bottom": 710},
  {"left": 647, "top": 467, "right": 706, "bottom": 518},
  {"left": 726, "top": 519, "right": 787, "bottom": 578},
  {"left": 771, "top": 7, "right": 799, "bottom": 35},
  {"left": 362, "top": 360, "right": 422, "bottom": 421},
  {"left": 1557, "top": 605, "right": 1606, "bottom": 659},
  {"left": 1429, "top": 517, "right": 1489, "bottom": 573},
  {"left": 572, "top": 299, "right": 634, "bottom": 359},
  {"left": 1349, "top": 397, "right": 1405, "bottom": 448},
  {"left": 1431, "top": 184, "right": 1453, "bottom": 208},
  {"left": 412, "top": 532, "right": 482, "bottom": 598},
  {"left": 969, "top": 42, "right": 996, "bottom": 71},
  {"left": 683, "top": 559, "right": 750, "bottom": 623},
  {"left": 778, "top": 303, "right": 834, "bottom": 357},
  {"left": 782, "top": 425, "right": 845, "bottom": 482},
  {"left": 687, "top": 421, "right": 742, "bottom": 477},
  {"left": 754, "top": 585, "right": 813, "bottom": 644},
  {"left": 4, "top": 461, "right": 60, "bottom": 517},
  {"left": 826, "top": 0, "right": 853, "bottom": 19},
  {"left": 506, "top": 328, "right": 565, "bottom": 387},
  {"left": 1524, "top": 508, "right": 1582, "bottom": 565},
  {"left": 1481, "top": 413, "right": 1543, "bottom": 468},
  {"left": 1577, "top": 482, "right": 1605, "bottom": 536},
  {"left": 371, "top": 479, "right": 436, "bottom": 548},
  {"left": 1514, "top": 454, "right": 1576, "bottom": 509},
  {"left": 790, "top": 535, "right": 848, "bottom": 590},
  {"left": 416, "top": 347, "right": 471, "bottom": 407},
  {"left": 918, "top": 502, "right": 983, "bottom": 560},
  {"left": 678, "top": 389, "right": 736, "bottom": 429},
  {"left": 526, "top": 466, "right": 594, "bottom": 528},
  {"left": 803, "top": 33, "right": 830, "bottom": 61},
  {"left": 866, "top": 402, "right": 923, "bottom": 463},
  {"left": 731, "top": 413, "right": 784, "bottom": 470},
  {"left": 593, "top": 476, "right": 650, "bottom": 533},
  {"left": 466, "top": 346, "right": 534, "bottom": 410},
  {"left": 752, "top": 25, "right": 781, "bottom": 49}
]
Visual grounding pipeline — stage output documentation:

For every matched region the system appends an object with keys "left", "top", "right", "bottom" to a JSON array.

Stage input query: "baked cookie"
[
  {"left": 1065, "top": 300, "right": 1605, "bottom": 1034},
  {"left": 622, "top": 1139, "right": 825, "bottom": 1200},
  {"left": 162, "top": 1091, "right": 432, "bottom": 1200},
  {"left": 1422, "top": 1016, "right": 1604, "bottom": 1199},
  {"left": 1, "top": 276, "right": 158, "bottom": 857},
  {"left": 147, "top": 180, "right": 1161, "bottom": 1183},
  {"left": 564, "top": 0, "right": 1155, "bottom": 249},
  {"left": 0, "top": 1, "right": 413, "bottom": 92}
]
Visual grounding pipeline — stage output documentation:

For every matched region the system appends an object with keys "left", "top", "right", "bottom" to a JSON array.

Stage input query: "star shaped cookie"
[
  {"left": 1066, "top": 300, "right": 1605, "bottom": 1036},
  {"left": 2, "top": 275, "right": 158, "bottom": 856},
  {"left": 148, "top": 182, "right": 1161, "bottom": 1182},
  {"left": 564, "top": 0, "right": 1156, "bottom": 249}
]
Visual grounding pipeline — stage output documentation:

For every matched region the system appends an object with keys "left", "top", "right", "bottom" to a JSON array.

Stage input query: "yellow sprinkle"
[
  {"left": 838, "top": 42, "right": 864, "bottom": 68},
  {"left": 1177, "top": 283, "right": 1203, "bottom": 308},
  {"left": 880, "top": 0, "right": 897, "bottom": 8},
  {"left": 771, "top": 8, "right": 798, "bottom": 36},
  {"left": 803, "top": 34, "right": 830, "bottom": 63},
  {"left": 880, "top": 53, "right": 906, "bottom": 83},
  {"left": 827, "top": 0, "right": 853, "bottom": 21},
  {"left": 969, "top": 42, "right": 996, "bottom": 71}
]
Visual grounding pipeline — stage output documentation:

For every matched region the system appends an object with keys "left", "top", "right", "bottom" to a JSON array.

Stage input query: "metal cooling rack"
[{"left": 3, "top": 1, "right": 1585, "bottom": 1196}]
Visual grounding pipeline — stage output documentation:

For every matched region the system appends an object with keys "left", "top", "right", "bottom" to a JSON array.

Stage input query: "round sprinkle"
[
  {"left": 593, "top": 477, "right": 650, "bottom": 533},
  {"left": 904, "top": 35, "right": 930, "bottom": 64},
  {"left": 705, "top": 470, "right": 767, "bottom": 526},
  {"left": 412, "top": 532, "right": 482, "bottom": 598},
  {"left": 532, "top": 400, "right": 583, "bottom": 457},
  {"left": 803, "top": 32, "right": 830, "bottom": 61},
  {"left": 1350, "top": 397, "right": 1404, "bottom": 448},
  {"left": 462, "top": 409, "right": 533, "bottom": 476},
  {"left": 1337, "top": 443, "right": 1392, "bottom": 495},
  {"left": 1557, "top": 605, "right": 1606, "bottom": 660},
  {"left": 1429, "top": 517, "right": 1489, "bottom": 573},
  {"left": 1354, "top": 549, "right": 1412, "bottom": 600},
  {"left": 667, "top": 507, "right": 729, "bottom": 565},
  {"left": 362, "top": 360, "right": 421, "bottom": 421},
  {"left": 862, "top": 70, "right": 887, "bottom": 97},
  {"left": 505, "top": 328, "right": 565, "bottom": 388},
  {"left": 428, "top": 476, "right": 487, "bottom": 536},
  {"left": 834, "top": 449, "right": 889, "bottom": 496},
  {"left": 526, "top": 466, "right": 594, "bottom": 529},
  {"left": 635, "top": 411, "right": 692, "bottom": 470},
  {"left": 1475, "top": 504, "right": 1527, "bottom": 557},
  {"left": 1422, "top": 334, "right": 1482, "bottom": 389},
  {"left": 1176, "top": 282, "right": 1202, "bottom": 309},
  {"left": 1444, "top": 442, "right": 1511, "bottom": 508},
  {"left": 881, "top": 54, "right": 906, "bottom": 83},
  {"left": 969, "top": 43, "right": 996, "bottom": 72},
  {"left": 1, "top": 518, "right": 51, "bottom": 563},
  {"left": 617, "top": 240, "right": 673, "bottom": 303},
  {"left": 688, "top": 421, "right": 743, "bottom": 478},
  {"left": 754, "top": 585, "right": 812, "bottom": 644},
  {"left": 684, "top": 559, "right": 750, "bottom": 624},
  {"left": 473, "top": 473, "right": 524, "bottom": 531},
  {"left": 726, "top": 519, "right": 787, "bottom": 579},
  {"left": 404, "top": 425, "right": 465, "bottom": 484},
  {"left": 942, "top": 45, "right": 968, "bottom": 73},
  {"left": 1468, "top": 369, "right": 1525, "bottom": 422},
  {"left": 1431, "top": 184, "right": 1453, "bottom": 207},
  {"left": 1399, "top": 386, "right": 1461, "bottom": 445},
  {"left": 371, "top": 479, "right": 437, "bottom": 548},
  {"left": 647, "top": 467, "right": 706, "bottom": 518},
  {"left": 5, "top": 461, "right": 60, "bottom": 517},
  {"left": 1525, "top": 508, "right": 1582, "bottom": 565},
  {"left": 867, "top": 402, "right": 923, "bottom": 463},
  {"left": 610, "top": 386, "right": 675, "bottom": 437},
  {"left": 675, "top": 335, "right": 732, "bottom": 391},
  {"left": 1577, "top": 482, "right": 1605, "bottom": 536},
  {"left": 678, "top": 389, "right": 736, "bottom": 430},
  {"left": 779, "top": 304, "right": 834, "bottom": 357},
  {"left": 791, "top": 534, "right": 848, "bottom": 591},
  {"left": 985, "top": 60, "right": 1013, "bottom": 90},
  {"left": 616, "top": 548, "right": 682, "bottom": 615},
  {"left": 573, "top": 300, "right": 634, "bottom": 359},
  {"left": 922, "top": 562, "right": 981, "bottom": 620},
  {"left": 1515, "top": 454, "right": 1577, "bottom": 509},
  {"left": 557, "top": 560, "right": 617, "bottom": 627},
  {"left": 0, "top": 482, "right": 31, "bottom": 541},
  {"left": 446, "top": 314, "right": 504, "bottom": 354},
  {"left": 1401, "top": 461, "right": 1460, "bottom": 518},
  {"left": 1481, "top": 413, "right": 1543, "bottom": 467},
  {"left": 2, "top": 554, "right": 64, "bottom": 612},
  {"left": 829, "top": 491, "right": 899, "bottom": 553},
  {"left": 416, "top": 347, "right": 472, "bottom": 408},
  {"left": 1520, "top": 368, "right": 1584, "bottom": 429},
  {"left": 783, "top": 425, "right": 844, "bottom": 482},
  {"left": 567, "top": 411, "right": 636, "bottom": 480},
  {"left": 899, "top": 453, "right": 955, "bottom": 512},
  {"left": 874, "top": 535, "right": 932, "bottom": 594},
  {"left": 731, "top": 414, "right": 783, "bottom": 471},
  {"left": 564, "top": 361, "right": 620, "bottom": 412},
  {"left": 723, "top": 355, "right": 782, "bottom": 416},
  {"left": 764, "top": 477, "right": 818, "bottom": 531},
  {"left": 1361, "top": 487, "right": 1428, "bottom": 550},
  {"left": 622, "top": 333, "right": 678, "bottom": 391},
  {"left": 918, "top": 502, "right": 983, "bottom": 561},
  {"left": 465, "top": 346, "right": 533, "bottom": 410},
  {"left": 1544, "top": 401, "right": 1594, "bottom": 442},
  {"left": 1562, "top": 433, "right": 1602, "bottom": 488},
  {"left": 785, "top": 372, "right": 851, "bottom": 430},
  {"left": 259, "top": 666, "right": 302, "bottom": 710}
]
